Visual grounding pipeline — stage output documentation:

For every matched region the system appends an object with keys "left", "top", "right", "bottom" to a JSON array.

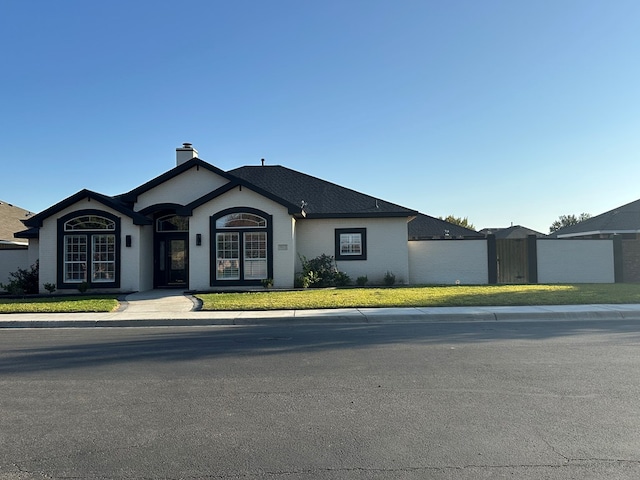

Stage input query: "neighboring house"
[
  {"left": 479, "top": 225, "right": 547, "bottom": 239},
  {"left": 551, "top": 198, "right": 640, "bottom": 283},
  {"left": 553, "top": 198, "right": 640, "bottom": 239},
  {"left": 22, "top": 143, "right": 459, "bottom": 293},
  {"left": 0, "top": 200, "right": 34, "bottom": 284},
  {"left": 0, "top": 200, "right": 32, "bottom": 248},
  {"left": 409, "top": 214, "right": 482, "bottom": 240}
]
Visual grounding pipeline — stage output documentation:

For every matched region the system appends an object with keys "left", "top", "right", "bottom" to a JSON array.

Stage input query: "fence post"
[
  {"left": 527, "top": 235, "right": 538, "bottom": 284},
  {"left": 487, "top": 234, "right": 497, "bottom": 284},
  {"left": 613, "top": 235, "right": 624, "bottom": 283}
]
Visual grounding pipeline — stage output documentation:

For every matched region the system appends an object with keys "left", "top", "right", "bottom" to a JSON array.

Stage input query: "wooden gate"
[{"left": 496, "top": 238, "right": 528, "bottom": 283}]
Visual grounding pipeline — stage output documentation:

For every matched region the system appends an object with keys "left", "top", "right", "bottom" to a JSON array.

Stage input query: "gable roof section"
[
  {"left": 408, "top": 213, "right": 483, "bottom": 239},
  {"left": 183, "top": 179, "right": 303, "bottom": 216},
  {"left": 23, "top": 189, "right": 152, "bottom": 228},
  {"left": 554, "top": 198, "right": 640, "bottom": 238},
  {"left": 0, "top": 200, "right": 32, "bottom": 243},
  {"left": 229, "top": 165, "right": 417, "bottom": 218},
  {"left": 117, "top": 158, "right": 234, "bottom": 203},
  {"left": 479, "top": 225, "right": 546, "bottom": 239}
]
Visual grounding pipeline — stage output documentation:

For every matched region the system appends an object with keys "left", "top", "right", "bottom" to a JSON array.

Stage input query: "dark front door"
[{"left": 155, "top": 235, "right": 188, "bottom": 288}]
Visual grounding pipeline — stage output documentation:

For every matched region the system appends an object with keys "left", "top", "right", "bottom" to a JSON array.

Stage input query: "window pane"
[
  {"left": 216, "top": 213, "right": 266, "bottom": 229},
  {"left": 216, "top": 232, "right": 240, "bottom": 280},
  {"left": 64, "top": 235, "right": 87, "bottom": 282},
  {"left": 92, "top": 235, "right": 116, "bottom": 282},
  {"left": 244, "top": 232, "right": 267, "bottom": 279},
  {"left": 65, "top": 216, "right": 115, "bottom": 231},
  {"left": 157, "top": 215, "right": 189, "bottom": 232},
  {"left": 340, "top": 233, "right": 362, "bottom": 255}
]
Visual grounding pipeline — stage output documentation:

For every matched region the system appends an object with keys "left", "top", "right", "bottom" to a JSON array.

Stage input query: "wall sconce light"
[
  {"left": 196, "top": 234, "right": 202, "bottom": 246},
  {"left": 125, "top": 235, "right": 132, "bottom": 247}
]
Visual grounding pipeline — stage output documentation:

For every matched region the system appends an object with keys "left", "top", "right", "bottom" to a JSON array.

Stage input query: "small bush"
[
  {"left": 261, "top": 278, "right": 274, "bottom": 289},
  {"left": 383, "top": 271, "right": 396, "bottom": 286},
  {"left": 334, "top": 271, "right": 351, "bottom": 287},
  {"left": 356, "top": 275, "right": 368, "bottom": 287},
  {"left": 0, "top": 260, "right": 39, "bottom": 295},
  {"left": 298, "top": 254, "right": 350, "bottom": 288},
  {"left": 43, "top": 282, "right": 56, "bottom": 294},
  {"left": 77, "top": 281, "right": 89, "bottom": 293}
]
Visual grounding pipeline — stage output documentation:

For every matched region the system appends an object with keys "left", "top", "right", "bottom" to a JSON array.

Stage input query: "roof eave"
[{"left": 557, "top": 229, "right": 640, "bottom": 238}]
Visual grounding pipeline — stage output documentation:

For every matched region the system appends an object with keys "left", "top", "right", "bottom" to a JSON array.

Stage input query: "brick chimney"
[{"left": 176, "top": 142, "right": 198, "bottom": 166}]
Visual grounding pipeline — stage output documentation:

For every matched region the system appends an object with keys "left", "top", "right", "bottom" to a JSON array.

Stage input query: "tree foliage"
[
  {"left": 439, "top": 215, "right": 475, "bottom": 230},
  {"left": 549, "top": 213, "right": 591, "bottom": 233}
]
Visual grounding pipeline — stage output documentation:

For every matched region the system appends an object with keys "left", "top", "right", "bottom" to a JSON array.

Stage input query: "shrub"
[
  {"left": 0, "top": 260, "right": 39, "bottom": 295},
  {"left": 77, "top": 281, "right": 89, "bottom": 293},
  {"left": 383, "top": 271, "right": 396, "bottom": 286},
  {"left": 334, "top": 271, "right": 351, "bottom": 287},
  {"left": 43, "top": 282, "right": 57, "bottom": 294},
  {"left": 356, "top": 275, "right": 368, "bottom": 287},
  {"left": 298, "top": 254, "right": 350, "bottom": 288}
]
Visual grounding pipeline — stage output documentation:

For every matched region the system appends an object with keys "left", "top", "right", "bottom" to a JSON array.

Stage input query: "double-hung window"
[{"left": 335, "top": 228, "right": 367, "bottom": 261}]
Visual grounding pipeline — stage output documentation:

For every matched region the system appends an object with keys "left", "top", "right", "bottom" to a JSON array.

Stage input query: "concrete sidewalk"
[{"left": 2, "top": 290, "right": 640, "bottom": 328}]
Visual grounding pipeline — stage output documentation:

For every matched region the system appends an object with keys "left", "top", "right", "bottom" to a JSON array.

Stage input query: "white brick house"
[{"left": 21, "top": 144, "right": 461, "bottom": 293}]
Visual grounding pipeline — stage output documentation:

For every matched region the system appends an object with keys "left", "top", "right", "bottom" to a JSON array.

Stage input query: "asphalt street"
[{"left": 2, "top": 318, "right": 640, "bottom": 479}]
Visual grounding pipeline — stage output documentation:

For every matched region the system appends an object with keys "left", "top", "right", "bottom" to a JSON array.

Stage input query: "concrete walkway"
[{"left": 2, "top": 290, "right": 640, "bottom": 328}]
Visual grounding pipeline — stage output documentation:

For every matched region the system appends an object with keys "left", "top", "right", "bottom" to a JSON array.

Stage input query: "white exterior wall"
[
  {"left": 135, "top": 167, "right": 229, "bottom": 211},
  {"left": 37, "top": 216, "right": 58, "bottom": 293},
  {"left": 137, "top": 225, "right": 154, "bottom": 292},
  {"left": 295, "top": 217, "right": 410, "bottom": 285},
  {"left": 537, "top": 239, "right": 615, "bottom": 283},
  {"left": 0, "top": 249, "right": 30, "bottom": 284},
  {"left": 27, "top": 239, "right": 39, "bottom": 266},
  {"left": 188, "top": 186, "right": 297, "bottom": 289},
  {"left": 408, "top": 239, "right": 488, "bottom": 285},
  {"left": 35, "top": 199, "right": 147, "bottom": 293},
  {"left": 119, "top": 217, "right": 144, "bottom": 292}
]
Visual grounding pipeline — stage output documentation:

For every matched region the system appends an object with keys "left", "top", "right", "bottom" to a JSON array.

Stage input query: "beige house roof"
[{"left": 0, "top": 200, "right": 32, "bottom": 245}]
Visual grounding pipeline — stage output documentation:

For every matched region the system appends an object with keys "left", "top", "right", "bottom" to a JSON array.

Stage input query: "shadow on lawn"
[{"left": 1, "top": 318, "right": 640, "bottom": 374}]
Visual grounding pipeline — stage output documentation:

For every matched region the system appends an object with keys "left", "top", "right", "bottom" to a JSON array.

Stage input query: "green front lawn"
[
  {"left": 197, "top": 283, "right": 640, "bottom": 311},
  {"left": 1, "top": 284, "right": 638, "bottom": 314},
  {"left": 0, "top": 295, "right": 120, "bottom": 314}
]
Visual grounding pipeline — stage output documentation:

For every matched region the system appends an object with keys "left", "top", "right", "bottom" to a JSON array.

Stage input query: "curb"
[{"left": 2, "top": 310, "right": 640, "bottom": 328}]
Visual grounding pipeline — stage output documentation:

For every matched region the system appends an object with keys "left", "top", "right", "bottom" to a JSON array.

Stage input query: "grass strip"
[
  {"left": 0, "top": 295, "right": 120, "bottom": 313},
  {"left": 197, "top": 284, "right": 640, "bottom": 311}
]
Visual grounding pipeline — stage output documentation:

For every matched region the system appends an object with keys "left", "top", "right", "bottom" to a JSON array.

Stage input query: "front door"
[{"left": 155, "top": 235, "right": 188, "bottom": 288}]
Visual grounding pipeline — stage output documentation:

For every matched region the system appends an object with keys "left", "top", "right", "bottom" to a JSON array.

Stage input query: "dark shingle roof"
[
  {"left": 0, "top": 200, "right": 33, "bottom": 243},
  {"left": 408, "top": 213, "right": 482, "bottom": 239},
  {"left": 23, "top": 189, "right": 152, "bottom": 229},
  {"left": 554, "top": 198, "right": 640, "bottom": 237},
  {"left": 479, "top": 225, "right": 546, "bottom": 239},
  {"left": 229, "top": 165, "right": 417, "bottom": 218}
]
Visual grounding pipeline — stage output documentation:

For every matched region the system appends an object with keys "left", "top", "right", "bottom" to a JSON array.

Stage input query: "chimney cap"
[{"left": 181, "top": 142, "right": 193, "bottom": 149}]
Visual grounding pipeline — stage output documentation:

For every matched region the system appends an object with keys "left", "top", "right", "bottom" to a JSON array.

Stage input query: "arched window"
[
  {"left": 215, "top": 213, "right": 266, "bottom": 229},
  {"left": 58, "top": 211, "right": 120, "bottom": 288},
  {"left": 64, "top": 215, "right": 115, "bottom": 231},
  {"left": 211, "top": 209, "right": 272, "bottom": 284},
  {"left": 156, "top": 214, "right": 189, "bottom": 232}
]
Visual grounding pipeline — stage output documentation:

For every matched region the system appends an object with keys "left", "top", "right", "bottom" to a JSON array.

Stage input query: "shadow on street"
[{"left": 2, "top": 319, "right": 640, "bottom": 374}]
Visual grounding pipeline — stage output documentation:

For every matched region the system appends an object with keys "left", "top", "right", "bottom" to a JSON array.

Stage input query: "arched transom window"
[
  {"left": 156, "top": 214, "right": 189, "bottom": 232},
  {"left": 216, "top": 213, "right": 266, "bottom": 229},
  {"left": 64, "top": 215, "right": 115, "bottom": 231}
]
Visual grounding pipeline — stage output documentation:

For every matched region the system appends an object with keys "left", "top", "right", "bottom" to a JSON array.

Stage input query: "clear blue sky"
[{"left": 2, "top": 0, "right": 639, "bottom": 234}]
